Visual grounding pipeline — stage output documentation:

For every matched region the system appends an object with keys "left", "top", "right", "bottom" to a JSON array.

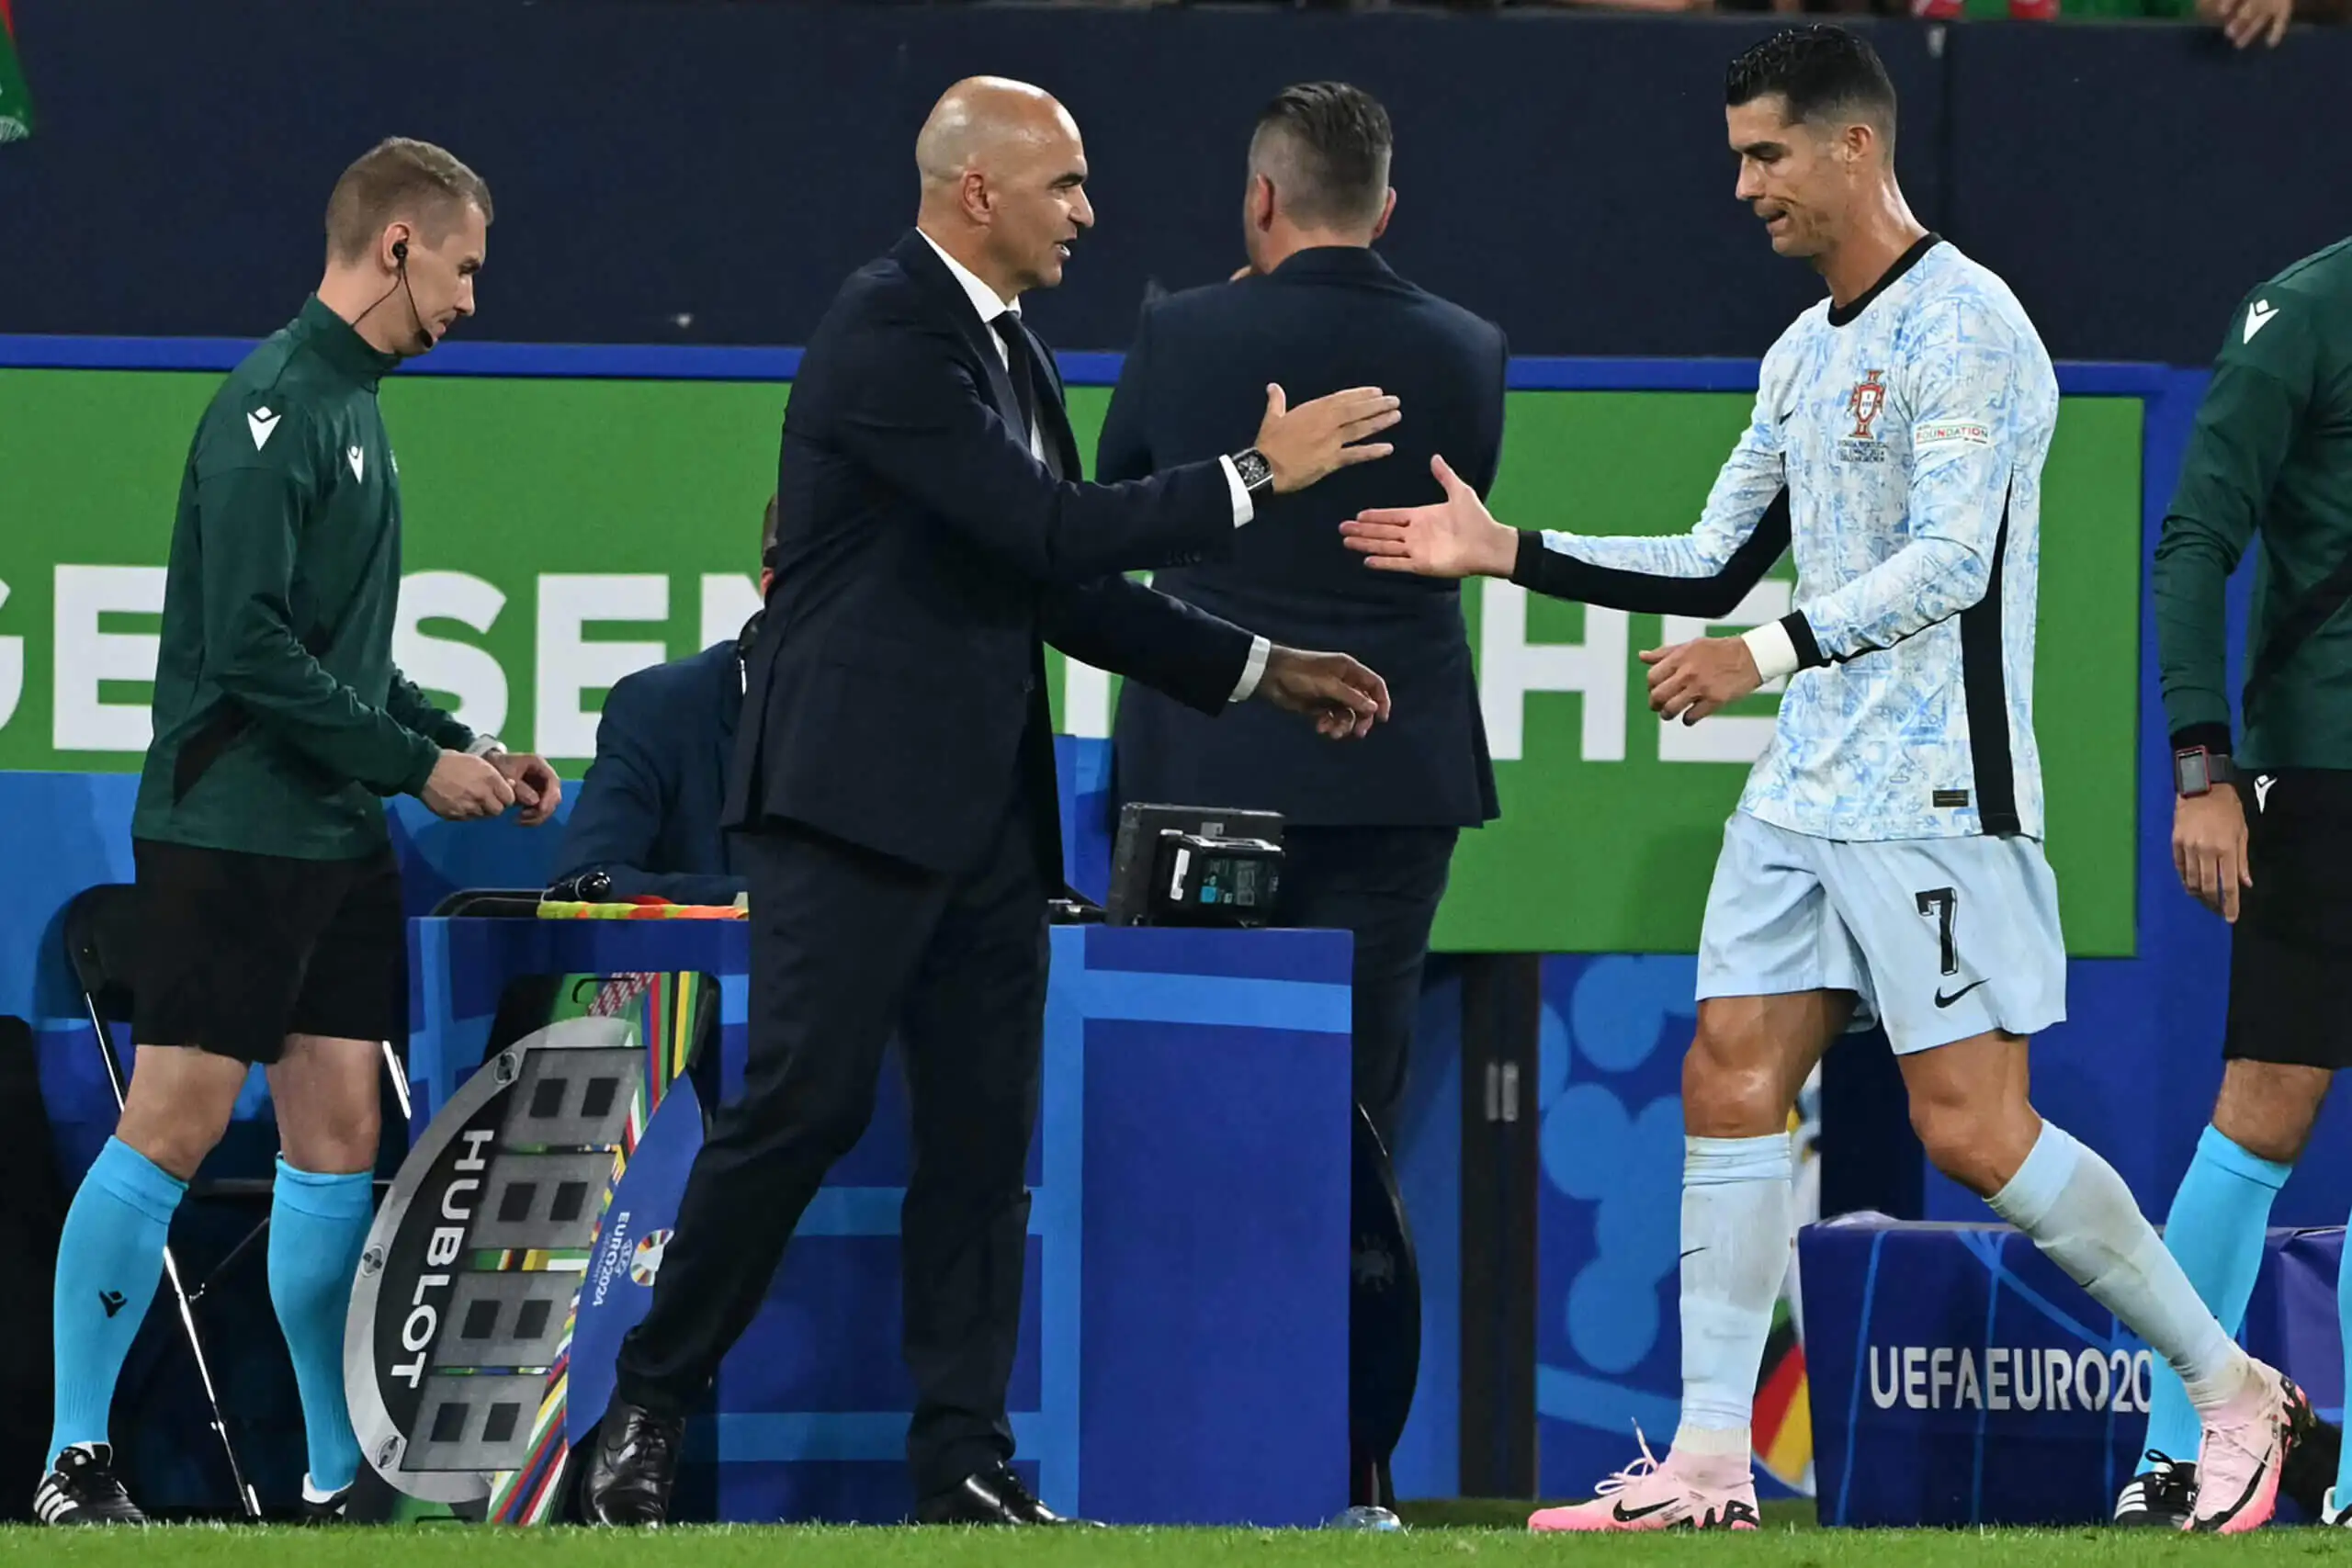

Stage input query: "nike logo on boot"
[{"left": 1611, "top": 1498, "right": 1679, "bottom": 1523}]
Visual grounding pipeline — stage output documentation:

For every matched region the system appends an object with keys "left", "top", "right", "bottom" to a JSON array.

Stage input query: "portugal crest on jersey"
[
  {"left": 1847, "top": 370, "right": 1888, "bottom": 437},
  {"left": 1839, "top": 370, "right": 1890, "bottom": 463}
]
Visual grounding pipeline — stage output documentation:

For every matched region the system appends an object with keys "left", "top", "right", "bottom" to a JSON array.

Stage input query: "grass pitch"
[{"left": 5, "top": 1503, "right": 2346, "bottom": 1566}]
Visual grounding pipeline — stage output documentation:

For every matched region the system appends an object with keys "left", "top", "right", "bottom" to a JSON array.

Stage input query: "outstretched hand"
[
  {"left": 1254, "top": 383, "right": 1401, "bottom": 494},
  {"left": 1340, "top": 455, "right": 1518, "bottom": 579}
]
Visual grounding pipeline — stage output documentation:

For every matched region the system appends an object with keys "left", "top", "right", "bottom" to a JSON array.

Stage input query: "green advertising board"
[{"left": 0, "top": 367, "right": 2139, "bottom": 953}]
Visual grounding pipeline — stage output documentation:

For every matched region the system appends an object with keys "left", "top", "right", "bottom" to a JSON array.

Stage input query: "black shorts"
[
  {"left": 2223, "top": 770, "right": 2352, "bottom": 1070},
  {"left": 130, "top": 839, "right": 407, "bottom": 1065}
]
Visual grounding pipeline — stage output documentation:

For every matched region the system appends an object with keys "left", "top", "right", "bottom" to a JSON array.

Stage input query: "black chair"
[
  {"left": 59, "top": 884, "right": 413, "bottom": 1520},
  {"left": 429, "top": 888, "right": 545, "bottom": 918}
]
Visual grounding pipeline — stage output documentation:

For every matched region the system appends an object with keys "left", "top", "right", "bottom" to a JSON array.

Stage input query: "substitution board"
[{"left": 345, "top": 971, "right": 713, "bottom": 1521}]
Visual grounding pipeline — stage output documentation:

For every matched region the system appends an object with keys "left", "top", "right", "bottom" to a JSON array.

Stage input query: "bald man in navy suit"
[{"left": 583, "top": 76, "right": 1408, "bottom": 1528}]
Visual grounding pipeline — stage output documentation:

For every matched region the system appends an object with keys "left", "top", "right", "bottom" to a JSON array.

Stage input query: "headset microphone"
[
  {"left": 351, "top": 236, "right": 432, "bottom": 356},
  {"left": 390, "top": 240, "right": 432, "bottom": 354}
]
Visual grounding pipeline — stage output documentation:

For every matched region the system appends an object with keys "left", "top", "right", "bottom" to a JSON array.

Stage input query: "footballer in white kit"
[
  {"left": 1346, "top": 22, "right": 2307, "bottom": 1539},
  {"left": 1566, "top": 225, "right": 2070, "bottom": 1059}
]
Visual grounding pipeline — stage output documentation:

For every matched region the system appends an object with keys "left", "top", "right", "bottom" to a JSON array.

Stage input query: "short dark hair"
[
  {"left": 761, "top": 493, "right": 780, "bottom": 571},
  {"left": 1725, "top": 27, "right": 1897, "bottom": 149},
  {"left": 1250, "top": 82, "right": 1392, "bottom": 231},
  {"left": 325, "top": 138, "right": 493, "bottom": 265}
]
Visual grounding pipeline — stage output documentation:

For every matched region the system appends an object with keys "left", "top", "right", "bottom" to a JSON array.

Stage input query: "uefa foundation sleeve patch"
[{"left": 1914, "top": 421, "right": 1992, "bottom": 451}]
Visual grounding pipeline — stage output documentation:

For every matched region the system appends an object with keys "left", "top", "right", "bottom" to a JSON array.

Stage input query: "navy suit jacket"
[
  {"left": 726, "top": 229, "right": 1260, "bottom": 880},
  {"left": 552, "top": 638, "right": 746, "bottom": 906},
  {"left": 1102, "top": 247, "right": 1506, "bottom": 829}
]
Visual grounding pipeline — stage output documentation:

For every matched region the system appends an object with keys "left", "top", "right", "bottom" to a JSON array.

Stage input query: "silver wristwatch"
[{"left": 1229, "top": 447, "right": 1274, "bottom": 498}]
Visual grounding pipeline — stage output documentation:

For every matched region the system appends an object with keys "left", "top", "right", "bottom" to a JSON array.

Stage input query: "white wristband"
[
  {"left": 1740, "top": 621, "right": 1802, "bottom": 684},
  {"left": 465, "top": 735, "right": 505, "bottom": 759}
]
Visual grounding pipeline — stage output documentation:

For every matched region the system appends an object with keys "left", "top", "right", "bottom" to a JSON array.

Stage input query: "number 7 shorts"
[{"left": 1694, "top": 809, "right": 2068, "bottom": 1054}]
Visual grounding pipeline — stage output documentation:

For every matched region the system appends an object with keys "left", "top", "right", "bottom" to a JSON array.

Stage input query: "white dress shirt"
[{"left": 917, "top": 229, "right": 1269, "bottom": 702}]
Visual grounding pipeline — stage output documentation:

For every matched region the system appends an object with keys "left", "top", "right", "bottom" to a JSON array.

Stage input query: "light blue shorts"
[{"left": 1695, "top": 810, "right": 2068, "bottom": 1055}]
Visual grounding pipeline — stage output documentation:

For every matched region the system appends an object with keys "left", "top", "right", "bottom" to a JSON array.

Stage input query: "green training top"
[
  {"left": 2154, "top": 238, "right": 2352, "bottom": 772},
  {"left": 131, "top": 295, "right": 473, "bottom": 860}
]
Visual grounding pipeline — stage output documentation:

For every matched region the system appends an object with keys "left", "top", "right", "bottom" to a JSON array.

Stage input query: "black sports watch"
[
  {"left": 2173, "top": 745, "right": 2239, "bottom": 798},
  {"left": 1229, "top": 447, "right": 1274, "bottom": 499}
]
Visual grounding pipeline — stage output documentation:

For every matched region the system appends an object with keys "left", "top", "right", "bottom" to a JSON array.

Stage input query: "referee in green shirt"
[
  {"left": 34, "top": 139, "right": 560, "bottom": 1526},
  {"left": 2118, "top": 239, "right": 2352, "bottom": 1528}
]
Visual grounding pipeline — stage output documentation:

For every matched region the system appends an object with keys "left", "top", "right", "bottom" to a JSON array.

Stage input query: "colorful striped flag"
[{"left": 0, "top": 0, "right": 33, "bottom": 143}]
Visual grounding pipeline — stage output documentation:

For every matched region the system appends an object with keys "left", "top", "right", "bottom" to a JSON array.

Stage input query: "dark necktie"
[{"left": 992, "top": 315, "right": 1060, "bottom": 478}]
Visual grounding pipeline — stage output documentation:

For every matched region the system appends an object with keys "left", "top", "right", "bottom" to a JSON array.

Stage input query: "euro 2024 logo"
[{"left": 629, "top": 1229, "right": 673, "bottom": 1287}]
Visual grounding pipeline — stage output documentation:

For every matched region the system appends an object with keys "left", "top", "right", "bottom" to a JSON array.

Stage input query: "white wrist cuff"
[
  {"left": 1218, "top": 455, "right": 1256, "bottom": 527},
  {"left": 1740, "top": 622, "right": 1801, "bottom": 684},
  {"left": 1229, "top": 636, "right": 1271, "bottom": 703},
  {"left": 465, "top": 735, "right": 505, "bottom": 759}
]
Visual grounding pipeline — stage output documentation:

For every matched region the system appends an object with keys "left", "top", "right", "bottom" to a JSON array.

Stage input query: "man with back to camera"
[
  {"left": 1102, "top": 80, "right": 1506, "bottom": 1147},
  {"left": 2114, "top": 233, "right": 2352, "bottom": 1529},
  {"left": 582, "top": 76, "right": 1404, "bottom": 1528},
  {"left": 1099, "top": 84, "right": 1504, "bottom": 1515},
  {"left": 34, "top": 138, "right": 561, "bottom": 1526},
  {"left": 1343, "top": 27, "right": 2308, "bottom": 1533},
  {"left": 550, "top": 495, "right": 784, "bottom": 907}
]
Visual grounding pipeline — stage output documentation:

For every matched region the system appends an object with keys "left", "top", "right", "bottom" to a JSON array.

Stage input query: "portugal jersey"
[{"left": 1509, "top": 236, "right": 2058, "bottom": 842}]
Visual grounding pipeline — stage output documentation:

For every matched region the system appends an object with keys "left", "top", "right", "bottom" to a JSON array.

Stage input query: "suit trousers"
[
  {"left": 1272, "top": 826, "right": 1461, "bottom": 1136},
  {"left": 613, "top": 797, "right": 1049, "bottom": 1495}
]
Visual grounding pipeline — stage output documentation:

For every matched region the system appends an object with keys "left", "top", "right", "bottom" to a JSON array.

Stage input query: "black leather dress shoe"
[
  {"left": 915, "top": 1462, "right": 1096, "bottom": 1526},
  {"left": 582, "top": 1400, "right": 684, "bottom": 1527}
]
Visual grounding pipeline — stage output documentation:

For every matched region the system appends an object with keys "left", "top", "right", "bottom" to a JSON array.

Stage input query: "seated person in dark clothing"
[{"left": 550, "top": 498, "right": 775, "bottom": 904}]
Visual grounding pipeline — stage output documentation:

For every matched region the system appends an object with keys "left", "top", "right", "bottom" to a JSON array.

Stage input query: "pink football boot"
[
  {"left": 2188, "top": 1361, "right": 2309, "bottom": 1534},
  {"left": 1528, "top": 1427, "right": 1760, "bottom": 1533}
]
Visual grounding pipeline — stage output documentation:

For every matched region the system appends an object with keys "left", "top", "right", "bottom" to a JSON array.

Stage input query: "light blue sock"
[
  {"left": 2337, "top": 1198, "right": 2352, "bottom": 1511},
  {"left": 2137, "top": 1124, "right": 2290, "bottom": 1474},
  {"left": 1990, "top": 1122, "right": 2245, "bottom": 1413},
  {"left": 268, "top": 1160, "right": 374, "bottom": 1494},
  {"left": 49, "top": 1138, "right": 186, "bottom": 1461},
  {"left": 1673, "top": 1133, "right": 1793, "bottom": 1457}
]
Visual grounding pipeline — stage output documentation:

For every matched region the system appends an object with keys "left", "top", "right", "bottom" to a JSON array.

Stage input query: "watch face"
[
  {"left": 1237, "top": 450, "right": 1273, "bottom": 491},
  {"left": 2177, "top": 750, "right": 2211, "bottom": 795}
]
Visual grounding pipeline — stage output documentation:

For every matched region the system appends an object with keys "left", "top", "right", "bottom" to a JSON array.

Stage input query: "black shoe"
[
  {"left": 2112, "top": 1450, "right": 2197, "bottom": 1529},
  {"left": 300, "top": 1475, "right": 354, "bottom": 1524},
  {"left": 915, "top": 1462, "right": 1096, "bottom": 1526},
  {"left": 2281, "top": 1404, "right": 2341, "bottom": 1518},
  {"left": 33, "top": 1444, "right": 146, "bottom": 1526},
  {"left": 582, "top": 1400, "right": 684, "bottom": 1527}
]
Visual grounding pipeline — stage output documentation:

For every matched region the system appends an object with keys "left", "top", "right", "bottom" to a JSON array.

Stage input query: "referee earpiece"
[
  {"left": 354, "top": 233, "right": 428, "bottom": 355},
  {"left": 388, "top": 235, "right": 428, "bottom": 353}
]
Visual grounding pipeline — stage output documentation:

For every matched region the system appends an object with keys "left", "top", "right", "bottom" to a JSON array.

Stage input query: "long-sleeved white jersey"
[{"left": 1511, "top": 237, "right": 2057, "bottom": 842}]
